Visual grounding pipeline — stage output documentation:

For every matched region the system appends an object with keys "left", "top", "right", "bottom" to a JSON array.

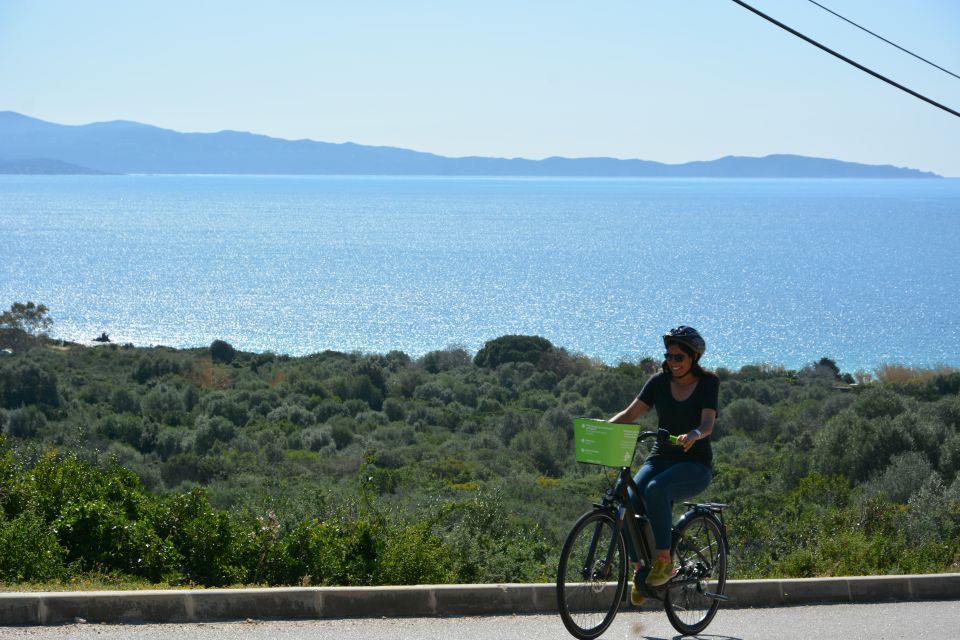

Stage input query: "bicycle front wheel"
[
  {"left": 664, "top": 512, "right": 727, "bottom": 636},
  {"left": 556, "top": 509, "right": 627, "bottom": 640}
]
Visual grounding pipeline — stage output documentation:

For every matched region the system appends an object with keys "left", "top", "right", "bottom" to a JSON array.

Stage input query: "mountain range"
[{"left": 0, "top": 111, "right": 940, "bottom": 178}]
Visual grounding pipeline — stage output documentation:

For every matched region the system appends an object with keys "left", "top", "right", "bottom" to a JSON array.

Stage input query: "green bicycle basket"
[{"left": 573, "top": 418, "right": 640, "bottom": 467}]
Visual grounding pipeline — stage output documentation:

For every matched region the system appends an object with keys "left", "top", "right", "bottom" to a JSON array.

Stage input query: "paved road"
[{"left": 0, "top": 601, "right": 956, "bottom": 639}]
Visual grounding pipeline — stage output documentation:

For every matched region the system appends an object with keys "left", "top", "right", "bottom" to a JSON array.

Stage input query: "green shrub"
[
  {"left": 813, "top": 411, "right": 913, "bottom": 482},
  {"left": 201, "top": 391, "right": 249, "bottom": 427},
  {"left": 109, "top": 387, "right": 141, "bottom": 414},
  {"left": 161, "top": 453, "right": 219, "bottom": 486},
  {"left": 153, "top": 488, "right": 250, "bottom": 586},
  {"left": 97, "top": 414, "right": 147, "bottom": 449},
  {"left": 141, "top": 384, "right": 187, "bottom": 425},
  {"left": 0, "top": 361, "right": 60, "bottom": 408},
  {"left": 862, "top": 451, "right": 933, "bottom": 503},
  {"left": 0, "top": 509, "right": 67, "bottom": 582},
  {"left": 474, "top": 335, "right": 554, "bottom": 369},
  {"left": 586, "top": 372, "right": 636, "bottom": 414},
  {"left": 379, "top": 521, "right": 454, "bottom": 584},
  {"left": 266, "top": 518, "right": 371, "bottom": 586},
  {"left": 267, "top": 403, "right": 315, "bottom": 427},
  {"left": 301, "top": 427, "right": 331, "bottom": 452},
  {"left": 194, "top": 416, "right": 237, "bottom": 454},
  {"left": 419, "top": 348, "right": 471, "bottom": 374},
  {"left": 4, "top": 405, "right": 47, "bottom": 438},
  {"left": 853, "top": 385, "right": 908, "bottom": 419},
  {"left": 328, "top": 417, "right": 355, "bottom": 450},
  {"left": 724, "top": 398, "right": 771, "bottom": 437},
  {"left": 209, "top": 340, "right": 237, "bottom": 365},
  {"left": 132, "top": 352, "right": 188, "bottom": 384},
  {"left": 54, "top": 498, "right": 180, "bottom": 581}
]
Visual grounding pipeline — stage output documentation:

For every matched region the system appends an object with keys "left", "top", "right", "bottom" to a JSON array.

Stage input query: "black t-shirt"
[{"left": 637, "top": 371, "right": 719, "bottom": 467}]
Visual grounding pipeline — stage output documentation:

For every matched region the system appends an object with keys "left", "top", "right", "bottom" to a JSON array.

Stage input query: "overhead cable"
[
  {"left": 729, "top": 0, "right": 960, "bottom": 119},
  {"left": 806, "top": 0, "right": 960, "bottom": 81}
]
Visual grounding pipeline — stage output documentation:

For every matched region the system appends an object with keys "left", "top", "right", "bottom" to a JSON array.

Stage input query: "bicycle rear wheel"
[
  {"left": 664, "top": 513, "right": 727, "bottom": 636},
  {"left": 556, "top": 509, "right": 627, "bottom": 640}
]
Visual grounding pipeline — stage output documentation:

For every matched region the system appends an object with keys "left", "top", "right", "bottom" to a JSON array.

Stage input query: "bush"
[
  {"left": 209, "top": 340, "right": 237, "bottom": 364},
  {"left": 586, "top": 372, "right": 636, "bottom": 414},
  {"left": 724, "top": 398, "right": 771, "bottom": 437},
  {"left": 132, "top": 352, "right": 188, "bottom": 383},
  {"left": 152, "top": 488, "right": 250, "bottom": 586},
  {"left": 328, "top": 418, "right": 355, "bottom": 450},
  {"left": 54, "top": 498, "right": 180, "bottom": 581},
  {"left": 812, "top": 411, "right": 913, "bottom": 482},
  {"left": 902, "top": 474, "right": 959, "bottom": 546},
  {"left": 378, "top": 521, "right": 454, "bottom": 584},
  {"left": 98, "top": 414, "right": 152, "bottom": 452},
  {"left": 474, "top": 335, "right": 554, "bottom": 369},
  {"left": 267, "top": 403, "right": 315, "bottom": 427},
  {"left": 419, "top": 348, "right": 472, "bottom": 374},
  {"left": 4, "top": 405, "right": 48, "bottom": 438},
  {"left": 266, "top": 517, "right": 378, "bottom": 586},
  {"left": 0, "top": 361, "right": 60, "bottom": 408},
  {"left": 109, "top": 387, "right": 141, "bottom": 414},
  {"left": 853, "top": 385, "right": 907, "bottom": 419},
  {"left": 0, "top": 510, "right": 67, "bottom": 582},
  {"left": 862, "top": 451, "right": 933, "bottom": 503},
  {"left": 141, "top": 384, "right": 187, "bottom": 425},
  {"left": 941, "top": 432, "right": 960, "bottom": 479},
  {"left": 194, "top": 416, "right": 237, "bottom": 454},
  {"left": 301, "top": 427, "right": 331, "bottom": 452},
  {"left": 201, "top": 391, "right": 249, "bottom": 427},
  {"left": 161, "top": 453, "right": 219, "bottom": 486},
  {"left": 413, "top": 381, "right": 452, "bottom": 404},
  {"left": 382, "top": 397, "right": 406, "bottom": 422}
]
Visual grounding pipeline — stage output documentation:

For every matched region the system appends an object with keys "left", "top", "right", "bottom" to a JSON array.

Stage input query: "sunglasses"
[{"left": 664, "top": 352, "right": 688, "bottom": 363}]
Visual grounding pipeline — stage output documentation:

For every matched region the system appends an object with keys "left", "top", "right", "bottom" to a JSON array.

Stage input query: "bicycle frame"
[{"left": 598, "top": 467, "right": 654, "bottom": 570}]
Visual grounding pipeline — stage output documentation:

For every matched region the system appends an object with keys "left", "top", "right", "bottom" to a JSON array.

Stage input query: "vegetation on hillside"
[{"left": 1, "top": 304, "right": 958, "bottom": 587}]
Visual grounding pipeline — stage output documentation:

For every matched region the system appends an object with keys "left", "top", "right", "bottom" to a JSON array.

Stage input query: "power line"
[
  {"left": 728, "top": 0, "right": 960, "bottom": 119},
  {"left": 806, "top": 0, "right": 960, "bottom": 81}
]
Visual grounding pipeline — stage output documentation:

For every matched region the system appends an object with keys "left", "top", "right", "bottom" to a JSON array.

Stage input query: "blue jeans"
[{"left": 629, "top": 459, "right": 712, "bottom": 550}]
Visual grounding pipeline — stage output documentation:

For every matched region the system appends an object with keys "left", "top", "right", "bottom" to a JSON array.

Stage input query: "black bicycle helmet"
[{"left": 663, "top": 326, "right": 706, "bottom": 356}]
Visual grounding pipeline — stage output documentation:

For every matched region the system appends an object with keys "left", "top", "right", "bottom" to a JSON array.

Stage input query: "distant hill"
[
  {"left": 0, "top": 157, "right": 108, "bottom": 175},
  {"left": 0, "top": 111, "right": 940, "bottom": 178}
]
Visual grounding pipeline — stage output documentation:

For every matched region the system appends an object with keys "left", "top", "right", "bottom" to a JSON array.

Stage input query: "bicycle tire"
[
  {"left": 663, "top": 512, "right": 727, "bottom": 636},
  {"left": 556, "top": 509, "right": 627, "bottom": 639}
]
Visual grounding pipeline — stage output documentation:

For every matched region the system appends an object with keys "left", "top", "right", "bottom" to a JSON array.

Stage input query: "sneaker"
[
  {"left": 630, "top": 582, "right": 646, "bottom": 606},
  {"left": 645, "top": 556, "right": 677, "bottom": 587}
]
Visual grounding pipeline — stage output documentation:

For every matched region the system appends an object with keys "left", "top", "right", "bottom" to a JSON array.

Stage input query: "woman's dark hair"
[{"left": 662, "top": 339, "right": 718, "bottom": 379}]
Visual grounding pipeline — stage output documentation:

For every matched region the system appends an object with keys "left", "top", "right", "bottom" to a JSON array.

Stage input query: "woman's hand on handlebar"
[{"left": 676, "top": 430, "right": 699, "bottom": 452}]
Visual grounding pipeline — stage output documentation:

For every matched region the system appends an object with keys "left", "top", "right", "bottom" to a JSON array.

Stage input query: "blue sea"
[{"left": 2, "top": 175, "right": 959, "bottom": 373}]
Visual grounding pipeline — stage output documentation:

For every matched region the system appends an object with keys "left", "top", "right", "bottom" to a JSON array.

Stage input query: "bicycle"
[{"left": 556, "top": 419, "right": 730, "bottom": 638}]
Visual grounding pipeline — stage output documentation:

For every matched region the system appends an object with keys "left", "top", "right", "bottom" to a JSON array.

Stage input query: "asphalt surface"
[{"left": 0, "top": 601, "right": 957, "bottom": 640}]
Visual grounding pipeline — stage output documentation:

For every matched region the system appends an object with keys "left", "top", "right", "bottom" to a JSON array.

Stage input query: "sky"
[{"left": 2, "top": 0, "right": 959, "bottom": 176}]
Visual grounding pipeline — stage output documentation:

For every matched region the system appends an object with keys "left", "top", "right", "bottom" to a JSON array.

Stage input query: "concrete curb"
[{"left": 1, "top": 574, "right": 958, "bottom": 626}]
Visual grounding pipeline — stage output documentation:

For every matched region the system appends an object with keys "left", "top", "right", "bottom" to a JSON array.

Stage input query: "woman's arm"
[
  {"left": 609, "top": 397, "right": 649, "bottom": 424},
  {"left": 677, "top": 408, "right": 716, "bottom": 451}
]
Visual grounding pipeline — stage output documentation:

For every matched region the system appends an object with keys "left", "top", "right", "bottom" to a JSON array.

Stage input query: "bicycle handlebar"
[{"left": 638, "top": 429, "right": 681, "bottom": 445}]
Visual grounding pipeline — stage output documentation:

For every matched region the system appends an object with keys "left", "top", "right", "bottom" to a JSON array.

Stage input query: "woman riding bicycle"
[{"left": 609, "top": 326, "right": 719, "bottom": 596}]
